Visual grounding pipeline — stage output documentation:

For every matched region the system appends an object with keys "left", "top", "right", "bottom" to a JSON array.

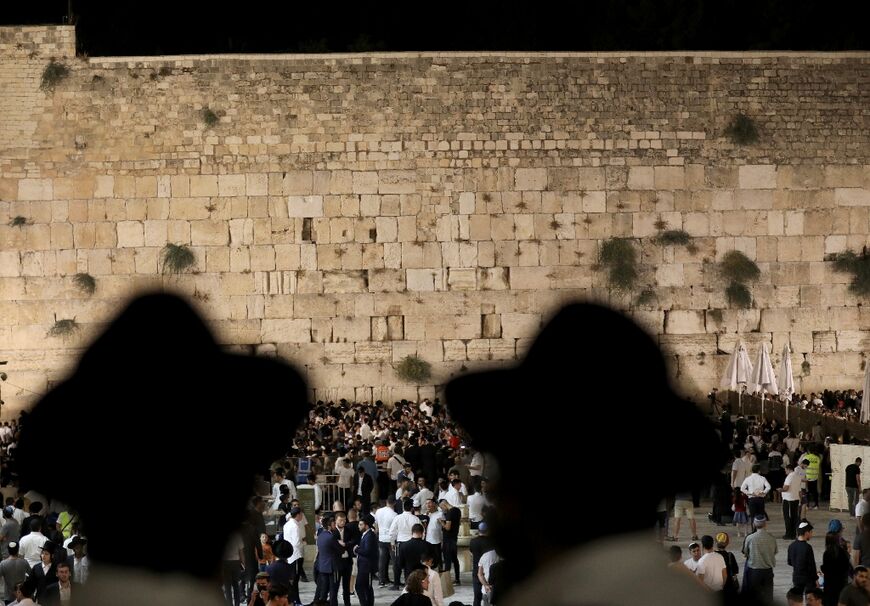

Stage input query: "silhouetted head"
[
  {"left": 446, "top": 303, "right": 724, "bottom": 585},
  {"left": 17, "top": 293, "right": 308, "bottom": 579}
]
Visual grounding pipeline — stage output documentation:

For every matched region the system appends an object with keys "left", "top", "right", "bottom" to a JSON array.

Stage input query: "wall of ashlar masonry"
[{"left": 1, "top": 26, "right": 869, "bottom": 414}]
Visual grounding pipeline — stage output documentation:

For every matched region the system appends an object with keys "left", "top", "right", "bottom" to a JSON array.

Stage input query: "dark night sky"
[{"left": 2, "top": 0, "right": 868, "bottom": 56}]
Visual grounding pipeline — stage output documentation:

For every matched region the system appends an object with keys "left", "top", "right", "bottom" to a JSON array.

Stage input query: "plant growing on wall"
[
  {"left": 395, "top": 355, "right": 432, "bottom": 384},
  {"left": 201, "top": 108, "right": 219, "bottom": 127},
  {"left": 40, "top": 59, "right": 69, "bottom": 91},
  {"left": 9, "top": 216, "right": 27, "bottom": 227},
  {"left": 725, "top": 113, "right": 759, "bottom": 145},
  {"left": 826, "top": 248, "right": 870, "bottom": 297},
  {"left": 654, "top": 230, "right": 692, "bottom": 246},
  {"left": 635, "top": 287, "right": 656, "bottom": 307},
  {"left": 719, "top": 250, "right": 760, "bottom": 308},
  {"left": 48, "top": 318, "right": 79, "bottom": 338},
  {"left": 72, "top": 273, "right": 96, "bottom": 296},
  {"left": 598, "top": 238, "right": 639, "bottom": 293},
  {"left": 161, "top": 243, "right": 196, "bottom": 274}
]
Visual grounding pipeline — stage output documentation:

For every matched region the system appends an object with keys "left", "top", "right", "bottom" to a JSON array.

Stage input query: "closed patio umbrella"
[
  {"left": 750, "top": 342, "right": 778, "bottom": 419},
  {"left": 721, "top": 341, "right": 753, "bottom": 415},
  {"left": 778, "top": 343, "right": 795, "bottom": 423}
]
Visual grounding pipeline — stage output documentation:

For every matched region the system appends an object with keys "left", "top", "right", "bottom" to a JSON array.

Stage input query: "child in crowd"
[{"left": 732, "top": 487, "right": 748, "bottom": 537}]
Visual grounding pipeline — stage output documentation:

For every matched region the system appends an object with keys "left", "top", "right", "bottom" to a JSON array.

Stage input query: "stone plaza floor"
[{"left": 292, "top": 499, "right": 847, "bottom": 605}]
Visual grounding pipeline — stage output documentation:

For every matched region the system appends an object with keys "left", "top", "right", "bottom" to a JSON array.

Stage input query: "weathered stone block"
[
  {"left": 287, "top": 196, "right": 324, "bottom": 217},
  {"left": 379, "top": 170, "right": 416, "bottom": 194},
  {"left": 739, "top": 165, "right": 777, "bottom": 189},
  {"left": 218, "top": 174, "right": 246, "bottom": 197},
  {"left": 665, "top": 310, "right": 705, "bottom": 334},
  {"left": 509, "top": 266, "right": 550, "bottom": 290},
  {"left": 514, "top": 168, "right": 547, "bottom": 191},
  {"left": 189, "top": 175, "right": 218, "bottom": 197},
  {"left": 501, "top": 313, "right": 541, "bottom": 339},
  {"left": 447, "top": 268, "right": 477, "bottom": 290},
  {"left": 116, "top": 221, "right": 144, "bottom": 248},
  {"left": 627, "top": 167, "right": 654, "bottom": 190},
  {"left": 353, "top": 172, "right": 378, "bottom": 194},
  {"left": 17, "top": 179, "right": 52, "bottom": 201},
  {"left": 261, "top": 319, "right": 311, "bottom": 343},
  {"left": 190, "top": 220, "right": 228, "bottom": 246}
]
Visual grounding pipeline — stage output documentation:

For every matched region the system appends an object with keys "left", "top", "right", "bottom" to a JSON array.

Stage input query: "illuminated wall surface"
[{"left": 1, "top": 26, "right": 868, "bottom": 412}]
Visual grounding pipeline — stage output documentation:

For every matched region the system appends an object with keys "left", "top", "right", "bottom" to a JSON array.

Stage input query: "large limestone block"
[
  {"left": 447, "top": 268, "right": 477, "bottom": 290},
  {"left": 628, "top": 167, "right": 654, "bottom": 190},
  {"left": 478, "top": 267, "right": 509, "bottom": 290},
  {"left": 501, "top": 313, "right": 541, "bottom": 339},
  {"left": 659, "top": 334, "right": 717, "bottom": 356},
  {"left": 282, "top": 171, "right": 313, "bottom": 195},
  {"left": 333, "top": 316, "right": 371, "bottom": 342},
  {"left": 287, "top": 196, "right": 324, "bottom": 218},
  {"left": 116, "top": 221, "right": 144, "bottom": 248},
  {"left": 515, "top": 168, "right": 547, "bottom": 191},
  {"left": 261, "top": 318, "right": 311, "bottom": 343},
  {"left": 322, "top": 270, "right": 367, "bottom": 293},
  {"left": 406, "top": 268, "right": 444, "bottom": 292},
  {"left": 834, "top": 188, "right": 868, "bottom": 207},
  {"left": 655, "top": 166, "right": 685, "bottom": 189},
  {"left": 353, "top": 172, "right": 379, "bottom": 194},
  {"left": 218, "top": 174, "right": 246, "bottom": 197},
  {"left": 190, "top": 220, "right": 229, "bottom": 246},
  {"left": 379, "top": 170, "right": 416, "bottom": 194},
  {"left": 509, "top": 266, "right": 550, "bottom": 290},
  {"left": 189, "top": 175, "right": 218, "bottom": 197},
  {"left": 17, "top": 179, "right": 52, "bottom": 201},
  {"left": 665, "top": 310, "right": 705, "bottom": 334},
  {"left": 739, "top": 165, "right": 777, "bottom": 189},
  {"left": 355, "top": 342, "right": 392, "bottom": 363}
]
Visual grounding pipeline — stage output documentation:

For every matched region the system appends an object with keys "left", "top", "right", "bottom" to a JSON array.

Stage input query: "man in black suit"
[
  {"left": 332, "top": 511, "right": 359, "bottom": 606},
  {"left": 353, "top": 467, "right": 374, "bottom": 515},
  {"left": 38, "top": 560, "right": 75, "bottom": 606},
  {"left": 314, "top": 515, "right": 341, "bottom": 606},
  {"left": 354, "top": 514, "right": 378, "bottom": 606}
]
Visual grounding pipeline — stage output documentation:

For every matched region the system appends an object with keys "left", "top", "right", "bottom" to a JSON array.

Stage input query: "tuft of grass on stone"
[
  {"left": 201, "top": 107, "right": 219, "bottom": 127},
  {"left": 725, "top": 113, "right": 759, "bottom": 145},
  {"left": 726, "top": 282, "right": 753, "bottom": 309},
  {"left": 9, "top": 216, "right": 27, "bottom": 228},
  {"left": 599, "top": 238, "right": 639, "bottom": 293},
  {"left": 827, "top": 249, "right": 870, "bottom": 297},
  {"left": 72, "top": 273, "right": 96, "bottom": 295},
  {"left": 40, "top": 59, "right": 69, "bottom": 91},
  {"left": 655, "top": 229, "right": 692, "bottom": 246},
  {"left": 161, "top": 243, "right": 196, "bottom": 274},
  {"left": 395, "top": 355, "right": 432, "bottom": 384},
  {"left": 48, "top": 318, "right": 79, "bottom": 338},
  {"left": 720, "top": 251, "right": 761, "bottom": 283}
]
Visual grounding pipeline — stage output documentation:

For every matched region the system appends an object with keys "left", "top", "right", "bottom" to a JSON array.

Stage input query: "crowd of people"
[
  {"left": 781, "top": 390, "right": 866, "bottom": 424},
  {"left": 234, "top": 398, "right": 500, "bottom": 606}
]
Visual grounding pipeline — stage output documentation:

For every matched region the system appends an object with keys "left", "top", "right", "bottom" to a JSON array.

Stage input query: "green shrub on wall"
[
  {"left": 827, "top": 249, "right": 870, "bottom": 297},
  {"left": 161, "top": 243, "right": 196, "bottom": 274},
  {"left": 396, "top": 355, "right": 431, "bottom": 384},
  {"left": 40, "top": 59, "right": 69, "bottom": 91},
  {"left": 719, "top": 251, "right": 760, "bottom": 309},
  {"left": 48, "top": 318, "right": 79, "bottom": 338},
  {"left": 655, "top": 230, "right": 692, "bottom": 246},
  {"left": 598, "top": 239, "right": 639, "bottom": 293},
  {"left": 72, "top": 273, "right": 96, "bottom": 296},
  {"left": 725, "top": 113, "right": 759, "bottom": 145}
]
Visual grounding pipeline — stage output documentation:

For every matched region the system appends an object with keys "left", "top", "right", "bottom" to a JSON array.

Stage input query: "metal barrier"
[{"left": 724, "top": 391, "right": 870, "bottom": 441}]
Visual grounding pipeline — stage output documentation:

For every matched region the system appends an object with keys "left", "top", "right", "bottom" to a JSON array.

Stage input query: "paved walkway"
[
  {"left": 294, "top": 499, "right": 849, "bottom": 605},
  {"left": 668, "top": 499, "right": 850, "bottom": 601}
]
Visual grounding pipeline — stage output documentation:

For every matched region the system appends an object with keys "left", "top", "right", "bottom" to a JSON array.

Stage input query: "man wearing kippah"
[
  {"left": 742, "top": 515, "right": 778, "bottom": 603},
  {"left": 787, "top": 521, "right": 817, "bottom": 593}
]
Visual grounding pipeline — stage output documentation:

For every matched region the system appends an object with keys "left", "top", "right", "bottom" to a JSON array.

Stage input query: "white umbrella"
[
  {"left": 861, "top": 359, "right": 870, "bottom": 424},
  {"left": 778, "top": 343, "right": 795, "bottom": 423},
  {"left": 750, "top": 342, "right": 778, "bottom": 419},
  {"left": 721, "top": 341, "right": 754, "bottom": 414}
]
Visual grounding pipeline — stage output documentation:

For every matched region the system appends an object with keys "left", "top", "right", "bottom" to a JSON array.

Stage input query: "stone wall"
[{"left": 0, "top": 26, "right": 869, "bottom": 414}]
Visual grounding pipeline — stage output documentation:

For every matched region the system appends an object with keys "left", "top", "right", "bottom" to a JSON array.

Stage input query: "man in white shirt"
[
  {"left": 271, "top": 468, "right": 297, "bottom": 503},
  {"left": 18, "top": 520, "right": 47, "bottom": 567},
  {"left": 696, "top": 535, "right": 727, "bottom": 591},
  {"left": 374, "top": 497, "right": 398, "bottom": 588},
  {"left": 423, "top": 499, "right": 443, "bottom": 572},
  {"left": 388, "top": 500, "right": 421, "bottom": 589},
  {"left": 446, "top": 479, "right": 465, "bottom": 507},
  {"left": 412, "top": 477, "right": 434, "bottom": 511},
  {"left": 781, "top": 464, "right": 800, "bottom": 540},
  {"left": 731, "top": 448, "right": 750, "bottom": 490},
  {"left": 740, "top": 464, "right": 771, "bottom": 523},
  {"left": 478, "top": 548, "right": 501, "bottom": 605},
  {"left": 683, "top": 541, "right": 703, "bottom": 573},
  {"left": 467, "top": 479, "right": 490, "bottom": 529},
  {"left": 468, "top": 448, "right": 485, "bottom": 478}
]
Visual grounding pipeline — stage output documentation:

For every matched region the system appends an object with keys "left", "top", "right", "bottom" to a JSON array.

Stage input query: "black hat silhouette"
[
  {"left": 446, "top": 304, "right": 725, "bottom": 559},
  {"left": 17, "top": 293, "right": 308, "bottom": 578}
]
